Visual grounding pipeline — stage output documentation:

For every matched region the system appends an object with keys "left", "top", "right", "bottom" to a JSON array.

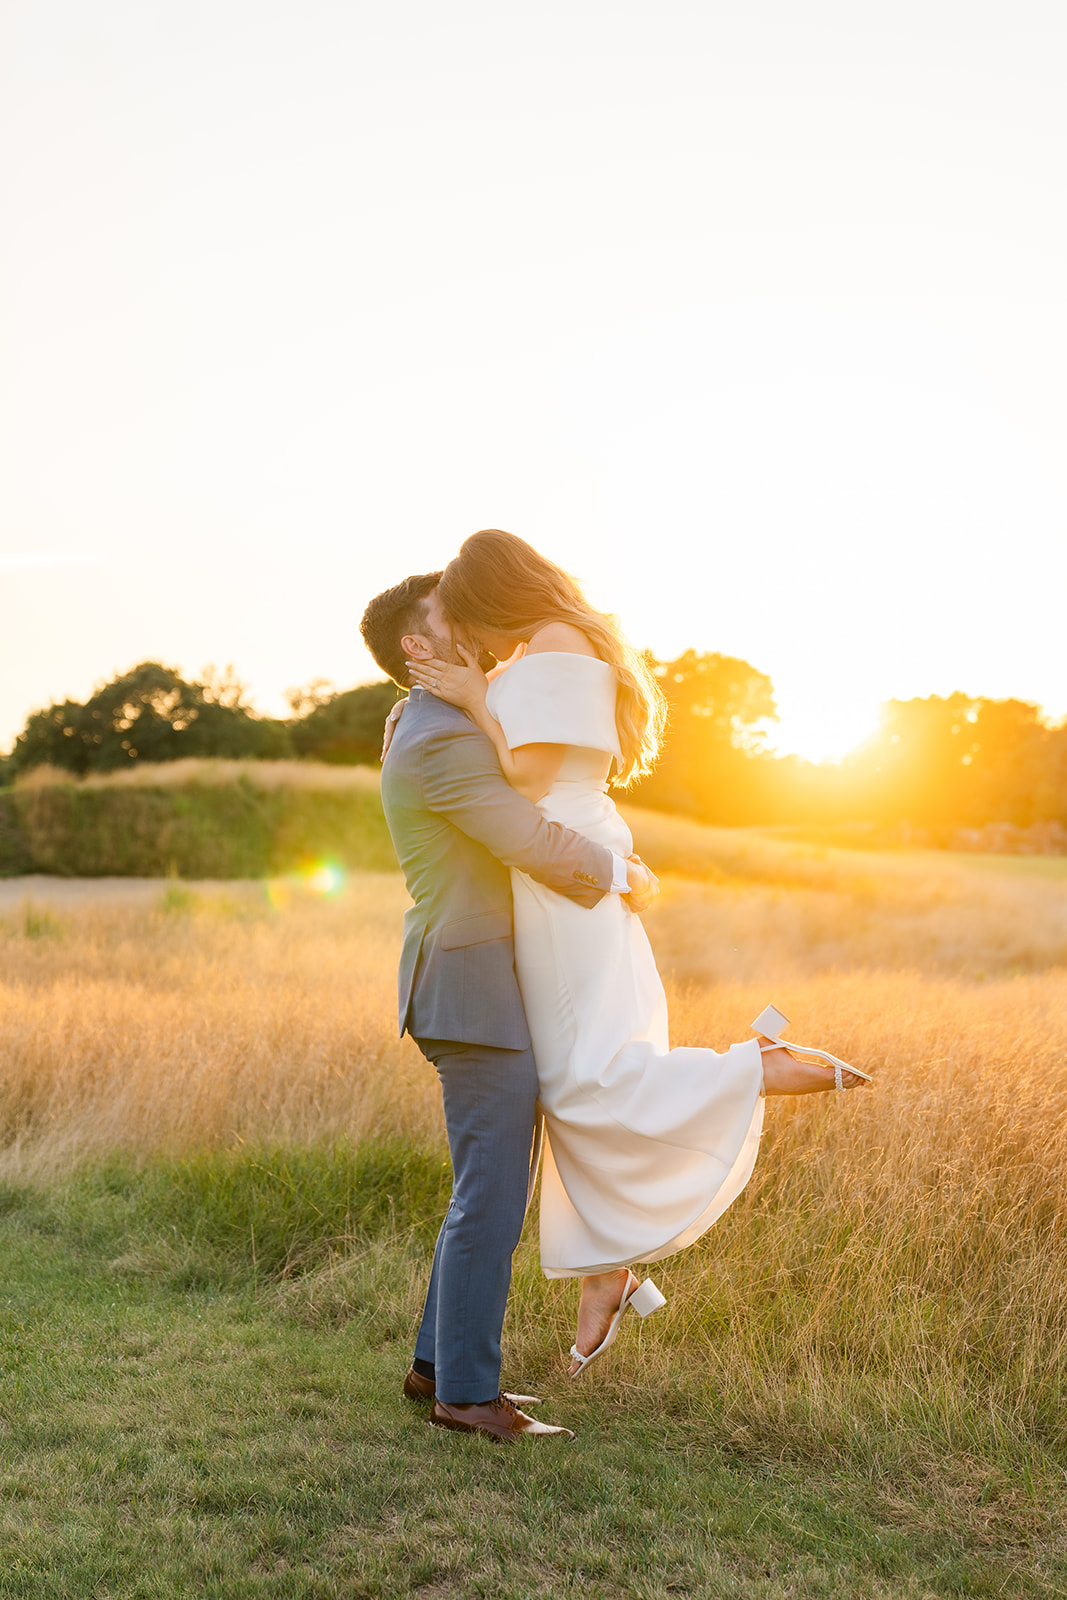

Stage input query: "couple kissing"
[{"left": 360, "top": 528, "right": 870, "bottom": 1445}]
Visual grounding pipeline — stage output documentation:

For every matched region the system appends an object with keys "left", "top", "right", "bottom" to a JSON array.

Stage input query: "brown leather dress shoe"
[
  {"left": 403, "top": 1367, "right": 436, "bottom": 1402},
  {"left": 430, "top": 1395, "right": 574, "bottom": 1443},
  {"left": 403, "top": 1367, "right": 542, "bottom": 1407}
]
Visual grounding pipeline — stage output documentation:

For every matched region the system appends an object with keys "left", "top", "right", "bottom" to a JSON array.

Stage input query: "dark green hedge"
[
  {"left": 0, "top": 790, "right": 33, "bottom": 875},
  {"left": 0, "top": 779, "right": 396, "bottom": 878}
]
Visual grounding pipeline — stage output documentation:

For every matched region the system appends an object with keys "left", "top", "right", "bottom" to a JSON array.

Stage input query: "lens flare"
[{"left": 305, "top": 861, "right": 345, "bottom": 897}]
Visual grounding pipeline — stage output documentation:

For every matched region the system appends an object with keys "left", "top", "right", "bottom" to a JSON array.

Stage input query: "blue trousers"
[{"left": 412, "top": 1036, "right": 539, "bottom": 1405}]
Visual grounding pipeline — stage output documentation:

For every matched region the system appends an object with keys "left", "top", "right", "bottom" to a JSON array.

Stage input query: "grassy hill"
[{"left": 7, "top": 758, "right": 1067, "bottom": 884}]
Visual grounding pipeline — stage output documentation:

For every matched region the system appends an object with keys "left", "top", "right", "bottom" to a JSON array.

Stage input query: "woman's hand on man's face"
[{"left": 405, "top": 643, "right": 489, "bottom": 713}]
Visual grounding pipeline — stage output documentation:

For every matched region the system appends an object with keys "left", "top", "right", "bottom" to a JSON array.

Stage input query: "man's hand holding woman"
[{"left": 624, "top": 855, "right": 660, "bottom": 915}]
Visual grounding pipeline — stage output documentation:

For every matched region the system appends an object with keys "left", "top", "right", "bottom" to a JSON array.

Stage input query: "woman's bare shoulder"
[{"left": 525, "top": 622, "right": 599, "bottom": 658}]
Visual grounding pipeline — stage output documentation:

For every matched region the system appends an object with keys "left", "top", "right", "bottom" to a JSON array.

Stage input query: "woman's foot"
[
  {"left": 567, "top": 1268, "right": 633, "bottom": 1376},
  {"left": 759, "top": 1040, "right": 867, "bottom": 1094}
]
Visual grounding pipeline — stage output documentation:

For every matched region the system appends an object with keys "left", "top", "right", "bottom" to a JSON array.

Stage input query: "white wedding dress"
[{"left": 485, "top": 651, "right": 765, "bottom": 1279}]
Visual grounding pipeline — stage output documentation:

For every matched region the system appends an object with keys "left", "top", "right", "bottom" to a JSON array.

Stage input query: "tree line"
[
  {"left": 635, "top": 660, "right": 1067, "bottom": 848},
  {"left": 0, "top": 663, "right": 400, "bottom": 779},
  {"left": 3, "top": 657, "right": 1065, "bottom": 847}
]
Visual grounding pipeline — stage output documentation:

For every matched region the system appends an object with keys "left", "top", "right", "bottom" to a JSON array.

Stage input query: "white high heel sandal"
[
  {"left": 752, "top": 1004, "right": 872, "bottom": 1090},
  {"left": 568, "top": 1271, "right": 667, "bottom": 1378}
]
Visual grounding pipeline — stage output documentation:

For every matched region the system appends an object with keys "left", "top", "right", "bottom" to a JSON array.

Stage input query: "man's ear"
[{"left": 400, "top": 632, "right": 431, "bottom": 660}]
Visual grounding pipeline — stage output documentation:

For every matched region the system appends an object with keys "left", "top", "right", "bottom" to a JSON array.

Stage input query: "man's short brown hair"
[{"left": 360, "top": 572, "right": 443, "bottom": 687}]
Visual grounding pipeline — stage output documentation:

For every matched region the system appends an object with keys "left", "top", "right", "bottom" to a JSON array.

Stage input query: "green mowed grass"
[{"left": 1, "top": 1155, "right": 1062, "bottom": 1600}]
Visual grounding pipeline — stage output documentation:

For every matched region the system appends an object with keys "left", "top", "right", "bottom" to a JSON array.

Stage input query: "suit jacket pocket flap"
[{"left": 440, "top": 911, "right": 511, "bottom": 950}]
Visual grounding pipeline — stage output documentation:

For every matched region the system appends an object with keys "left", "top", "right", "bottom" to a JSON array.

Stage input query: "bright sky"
[{"left": 3, "top": 1, "right": 1066, "bottom": 762}]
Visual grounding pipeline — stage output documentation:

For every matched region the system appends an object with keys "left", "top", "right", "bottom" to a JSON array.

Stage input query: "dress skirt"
[{"left": 511, "top": 776, "right": 765, "bottom": 1278}]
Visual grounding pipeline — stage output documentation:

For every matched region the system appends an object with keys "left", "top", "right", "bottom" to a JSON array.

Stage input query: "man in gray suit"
[{"left": 361, "top": 574, "right": 654, "bottom": 1444}]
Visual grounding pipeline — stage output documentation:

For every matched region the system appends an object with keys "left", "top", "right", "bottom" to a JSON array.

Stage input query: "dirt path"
[{"left": 0, "top": 875, "right": 263, "bottom": 909}]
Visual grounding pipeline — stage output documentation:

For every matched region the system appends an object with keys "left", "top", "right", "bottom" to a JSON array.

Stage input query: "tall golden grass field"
[{"left": 2, "top": 803, "right": 1065, "bottom": 1449}]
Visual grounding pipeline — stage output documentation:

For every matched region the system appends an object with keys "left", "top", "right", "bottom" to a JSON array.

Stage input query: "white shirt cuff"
[{"left": 609, "top": 852, "right": 631, "bottom": 893}]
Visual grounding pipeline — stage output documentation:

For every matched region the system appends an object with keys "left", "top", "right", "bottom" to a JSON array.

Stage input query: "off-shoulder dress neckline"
[{"left": 499, "top": 650, "right": 611, "bottom": 671}]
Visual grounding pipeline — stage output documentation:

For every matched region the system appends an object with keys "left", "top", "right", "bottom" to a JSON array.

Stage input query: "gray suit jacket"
[{"left": 380, "top": 686, "right": 616, "bottom": 1050}]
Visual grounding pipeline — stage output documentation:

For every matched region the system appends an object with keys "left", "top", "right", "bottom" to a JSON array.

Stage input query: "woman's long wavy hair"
[{"left": 438, "top": 529, "right": 666, "bottom": 786}]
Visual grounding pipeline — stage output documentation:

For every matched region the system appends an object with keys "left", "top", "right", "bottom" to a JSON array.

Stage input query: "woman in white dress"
[{"left": 404, "top": 529, "right": 868, "bottom": 1375}]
